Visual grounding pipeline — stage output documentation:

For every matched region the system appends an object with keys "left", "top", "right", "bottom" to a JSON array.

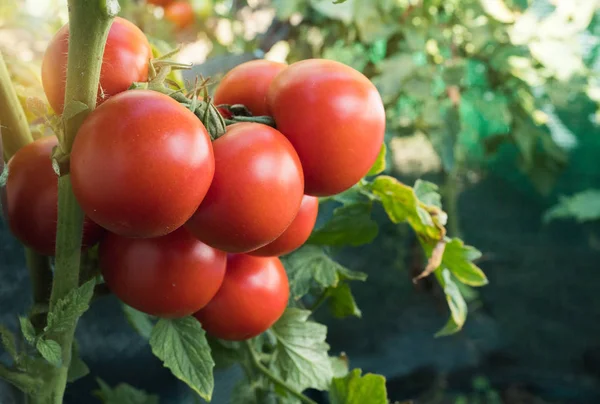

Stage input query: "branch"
[{"left": 244, "top": 340, "right": 317, "bottom": 404}]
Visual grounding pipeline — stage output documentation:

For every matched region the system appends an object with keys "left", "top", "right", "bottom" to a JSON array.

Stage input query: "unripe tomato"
[
  {"left": 71, "top": 90, "right": 215, "bottom": 238},
  {"left": 100, "top": 227, "right": 226, "bottom": 318},
  {"left": 42, "top": 17, "right": 152, "bottom": 114},
  {"left": 194, "top": 254, "right": 289, "bottom": 340},
  {"left": 249, "top": 195, "right": 318, "bottom": 257},
  {"left": 191, "top": 0, "right": 213, "bottom": 19},
  {"left": 268, "top": 59, "right": 385, "bottom": 196},
  {"left": 164, "top": 1, "right": 195, "bottom": 29},
  {"left": 214, "top": 60, "right": 287, "bottom": 117},
  {"left": 185, "top": 122, "right": 304, "bottom": 253},
  {"left": 6, "top": 136, "right": 103, "bottom": 256}
]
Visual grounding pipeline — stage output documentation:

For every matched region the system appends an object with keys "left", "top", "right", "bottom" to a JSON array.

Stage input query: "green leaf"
[
  {"left": 122, "top": 304, "right": 154, "bottom": 340},
  {"left": 435, "top": 269, "right": 467, "bottom": 337},
  {"left": 0, "top": 325, "right": 18, "bottom": 360},
  {"left": 367, "top": 144, "right": 387, "bottom": 176},
  {"left": 150, "top": 317, "right": 214, "bottom": 401},
  {"left": 95, "top": 378, "right": 159, "bottom": 404},
  {"left": 68, "top": 341, "right": 90, "bottom": 383},
  {"left": 45, "top": 279, "right": 96, "bottom": 335},
  {"left": 441, "top": 239, "right": 487, "bottom": 287},
  {"left": 282, "top": 246, "right": 366, "bottom": 299},
  {"left": 271, "top": 309, "right": 333, "bottom": 391},
  {"left": 330, "top": 354, "right": 350, "bottom": 378},
  {"left": 372, "top": 54, "right": 417, "bottom": 102},
  {"left": 327, "top": 283, "right": 362, "bottom": 318},
  {"left": 369, "top": 176, "right": 446, "bottom": 241},
  {"left": 308, "top": 204, "right": 378, "bottom": 247},
  {"left": 329, "top": 369, "right": 388, "bottom": 404},
  {"left": 310, "top": 0, "right": 355, "bottom": 24},
  {"left": 207, "top": 338, "right": 242, "bottom": 370},
  {"left": 36, "top": 338, "right": 62, "bottom": 367},
  {"left": 19, "top": 317, "right": 35, "bottom": 344},
  {"left": 544, "top": 190, "right": 600, "bottom": 223},
  {"left": 414, "top": 180, "right": 442, "bottom": 208}
]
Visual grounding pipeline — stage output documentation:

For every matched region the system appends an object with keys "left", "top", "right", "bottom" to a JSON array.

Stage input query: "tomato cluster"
[{"left": 5, "top": 20, "right": 384, "bottom": 341}]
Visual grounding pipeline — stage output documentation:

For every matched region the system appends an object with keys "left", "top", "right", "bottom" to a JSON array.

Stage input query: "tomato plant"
[
  {"left": 214, "top": 60, "right": 287, "bottom": 116},
  {"left": 41, "top": 16, "right": 152, "bottom": 114},
  {"left": 71, "top": 90, "right": 215, "bottom": 238},
  {"left": 268, "top": 59, "right": 386, "bottom": 196},
  {"left": 185, "top": 122, "right": 304, "bottom": 253},
  {"left": 194, "top": 254, "right": 289, "bottom": 341},
  {"left": 100, "top": 227, "right": 227, "bottom": 318},
  {"left": 164, "top": 1, "right": 195, "bottom": 29},
  {"left": 5, "top": 136, "right": 103, "bottom": 256},
  {"left": 249, "top": 194, "right": 318, "bottom": 257}
]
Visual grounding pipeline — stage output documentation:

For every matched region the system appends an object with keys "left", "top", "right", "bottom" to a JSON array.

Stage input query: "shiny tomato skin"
[
  {"left": 164, "top": 1, "right": 195, "bottom": 29},
  {"left": 267, "top": 59, "right": 385, "bottom": 196},
  {"left": 249, "top": 195, "right": 318, "bottom": 257},
  {"left": 194, "top": 254, "right": 289, "bottom": 340},
  {"left": 42, "top": 17, "right": 151, "bottom": 114},
  {"left": 214, "top": 60, "right": 287, "bottom": 117},
  {"left": 6, "top": 136, "right": 103, "bottom": 256},
  {"left": 71, "top": 90, "right": 215, "bottom": 238},
  {"left": 100, "top": 227, "right": 227, "bottom": 318},
  {"left": 185, "top": 122, "right": 304, "bottom": 253}
]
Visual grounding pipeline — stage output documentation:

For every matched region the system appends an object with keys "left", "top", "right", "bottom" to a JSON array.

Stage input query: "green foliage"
[
  {"left": 149, "top": 317, "right": 214, "bottom": 401},
  {"left": 329, "top": 369, "right": 388, "bottom": 404},
  {"left": 94, "top": 378, "right": 159, "bottom": 404},
  {"left": 544, "top": 190, "right": 600, "bottom": 223},
  {"left": 45, "top": 279, "right": 95, "bottom": 335},
  {"left": 122, "top": 304, "right": 154, "bottom": 340},
  {"left": 67, "top": 342, "right": 90, "bottom": 383}
]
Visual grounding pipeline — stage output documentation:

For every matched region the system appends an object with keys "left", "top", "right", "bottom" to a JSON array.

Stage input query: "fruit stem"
[
  {"left": 0, "top": 51, "right": 34, "bottom": 160},
  {"left": 244, "top": 340, "right": 318, "bottom": 404},
  {"left": 225, "top": 115, "right": 276, "bottom": 127},
  {"left": 45, "top": 0, "right": 119, "bottom": 402}
]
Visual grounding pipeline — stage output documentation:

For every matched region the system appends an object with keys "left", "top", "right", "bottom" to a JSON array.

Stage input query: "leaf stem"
[{"left": 244, "top": 340, "right": 317, "bottom": 404}]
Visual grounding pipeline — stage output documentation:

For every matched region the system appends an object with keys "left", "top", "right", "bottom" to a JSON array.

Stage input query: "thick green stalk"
[
  {"left": 45, "top": 1, "right": 118, "bottom": 402},
  {"left": 0, "top": 51, "right": 33, "bottom": 160},
  {"left": 24, "top": 250, "right": 52, "bottom": 331}
]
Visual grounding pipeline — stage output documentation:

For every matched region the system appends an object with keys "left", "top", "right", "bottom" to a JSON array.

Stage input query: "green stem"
[
  {"left": 0, "top": 50, "right": 33, "bottom": 160},
  {"left": 225, "top": 115, "right": 276, "bottom": 127},
  {"left": 244, "top": 340, "right": 317, "bottom": 404},
  {"left": 24, "top": 249, "right": 53, "bottom": 331},
  {"left": 44, "top": 1, "right": 118, "bottom": 402}
]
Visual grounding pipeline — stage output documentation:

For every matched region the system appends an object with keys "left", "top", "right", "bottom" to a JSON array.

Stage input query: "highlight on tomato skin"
[
  {"left": 185, "top": 122, "right": 305, "bottom": 254},
  {"left": 214, "top": 60, "right": 287, "bottom": 117},
  {"left": 194, "top": 254, "right": 289, "bottom": 341},
  {"left": 5, "top": 136, "right": 103, "bottom": 256},
  {"left": 41, "top": 17, "right": 152, "bottom": 115},
  {"left": 268, "top": 58, "right": 386, "bottom": 197},
  {"left": 248, "top": 195, "right": 318, "bottom": 257},
  {"left": 70, "top": 90, "right": 215, "bottom": 239},
  {"left": 100, "top": 226, "right": 227, "bottom": 318}
]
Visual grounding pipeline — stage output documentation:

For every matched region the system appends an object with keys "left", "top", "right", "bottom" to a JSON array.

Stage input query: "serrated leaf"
[
  {"left": 441, "top": 239, "right": 487, "bottom": 286},
  {"left": 36, "top": 338, "right": 62, "bottom": 367},
  {"left": 367, "top": 144, "right": 387, "bottom": 176},
  {"left": 45, "top": 279, "right": 96, "bottom": 335},
  {"left": 207, "top": 337, "right": 242, "bottom": 370},
  {"left": 19, "top": 317, "right": 35, "bottom": 344},
  {"left": 271, "top": 309, "right": 333, "bottom": 391},
  {"left": 150, "top": 317, "right": 214, "bottom": 401},
  {"left": 329, "top": 369, "right": 388, "bottom": 404},
  {"left": 95, "top": 378, "right": 159, "bottom": 404},
  {"left": 122, "top": 304, "right": 154, "bottom": 340},
  {"left": 68, "top": 341, "right": 90, "bottom": 383},
  {"left": 434, "top": 269, "right": 467, "bottom": 337},
  {"left": 308, "top": 204, "right": 378, "bottom": 247},
  {"left": 414, "top": 180, "right": 442, "bottom": 208},
  {"left": 543, "top": 190, "right": 600, "bottom": 223},
  {"left": 370, "top": 176, "right": 445, "bottom": 241},
  {"left": 327, "top": 283, "right": 362, "bottom": 318},
  {"left": 282, "top": 246, "right": 366, "bottom": 299},
  {"left": 0, "top": 325, "right": 17, "bottom": 360}
]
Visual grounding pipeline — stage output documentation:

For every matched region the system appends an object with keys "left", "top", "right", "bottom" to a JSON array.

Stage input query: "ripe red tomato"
[
  {"left": 147, "top": 0, "right": 175, "bottom": 6},
  {"left": 194, "top": 254, "right": 289, "bottom": 340},
  {"left": 214, "top": 60, "right": 287, "bottom": 117},
  {"left": 185, "top": 122, "right": 304, "bottom": 253},
  {"left": 164, "top": 1, "right": 195, "bottom": 29},
  {"left": 71, "top": 90, "right": 215, "bottom": 238},
  {"left": 5, "top": 137, "right": 103, "bottom": 256},
  {"left": 249, "top": 195, "right": 318, "bottom": 257},
  {"left": 100, "top": 227, "right": 226, "bottom": 318},
  {"left": 42, "top": 17, "right": 152, "bottom": 114},
  {"left": 268, "top": 59, "right": 385, "bottom": 196}
]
